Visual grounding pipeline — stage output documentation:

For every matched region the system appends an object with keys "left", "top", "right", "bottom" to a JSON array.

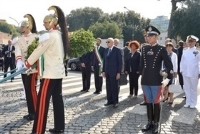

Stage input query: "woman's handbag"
[
  {"left": 168, "top": 78, "right": 183, "bottom": 93},
  {"left": 119, "top": 73, "right": 128, "bottom": 86}
]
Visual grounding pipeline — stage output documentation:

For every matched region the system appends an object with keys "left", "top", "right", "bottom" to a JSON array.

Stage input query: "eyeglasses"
[{"left": 106, "top": 41, "right": 110, "bottom": 43}]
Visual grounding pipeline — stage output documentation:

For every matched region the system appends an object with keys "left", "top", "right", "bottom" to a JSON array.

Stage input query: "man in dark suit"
[
  {"left": 123, "top": 42, "right": 130, "bottom": 65},
  {"left": 102, "top": 38, "right": 122, "bottom": 108},
  {"left": 177, "top": 40, "right": 184, "bottom": 89},
  {"left": 80, "top": 51, "right": 93, "bottom": 92},
  {"left": 2, "top": 40, "right": 15, "bottom": 81},
  {"left": 92, "top": 38, "right": 105, "bottom": 94}
]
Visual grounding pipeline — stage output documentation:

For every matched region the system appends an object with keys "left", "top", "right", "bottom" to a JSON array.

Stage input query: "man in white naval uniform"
[{"left": 180, "top": 35, "right": 200, "bottom": 108}]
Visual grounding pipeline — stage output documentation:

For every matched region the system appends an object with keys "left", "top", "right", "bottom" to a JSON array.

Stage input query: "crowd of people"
[
  {"left": 1, "top": 5, "right": 200, "bottom": 134},
  {"left": 79, "top": 26, "right": 199, "bottom": 133}
]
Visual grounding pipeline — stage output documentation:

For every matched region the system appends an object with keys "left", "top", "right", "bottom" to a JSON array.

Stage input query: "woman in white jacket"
[{"left": 163, "top": 42, "right": 178, "bottom": 104}]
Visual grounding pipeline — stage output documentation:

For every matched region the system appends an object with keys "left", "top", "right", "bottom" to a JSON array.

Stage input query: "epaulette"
[{"left": 39, "top": 33, "right": 50, "bottom": 43}]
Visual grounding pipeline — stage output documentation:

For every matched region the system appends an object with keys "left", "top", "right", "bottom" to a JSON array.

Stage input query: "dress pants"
[
  {"left": 32, "top": 79, "right": 65, "bottom": 134},
  {"left": 106, "top": 73, "right": 119, "bottom": 104},
  {"left": 21, "top": 73, "right": 37, "bottom": 115},
  {"left": 128, "top": 72, "right": 139, "bottom": 95},
  {"left": 183, "top": 75, "right": 198, "bottom": 106},
  {"left": 81, "top": 66, "right": 91, "bottom": 90},
  {"left": 4, "top": 57, "right": 15, "bottom": 79}
]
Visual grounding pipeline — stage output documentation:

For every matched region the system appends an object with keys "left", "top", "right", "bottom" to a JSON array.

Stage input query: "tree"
[
  {"left": 170, "top": 0, "right": 200, "bottom": 40},
  {"left": 69, "top": 28, "right": 95, "bottom": 58},
  {"left": 67, "top": 7, "right": 103, "bottom": 31},
  {"left": 0, "top": 22, "right": 20, "bottom": 37},
  {"left": 168, "top": 0, "right": 186, "bottom": 38},
  {"left": 88, "top": 20, "right": 122, "bottom": 39}
]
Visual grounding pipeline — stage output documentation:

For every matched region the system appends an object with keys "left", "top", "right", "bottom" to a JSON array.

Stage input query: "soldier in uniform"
[
  {"left": 25, "top": 6, "right": 69, "bottom": 134},
  {"left": 180, "top": 35, "right": 200, "bottom": 109},
  {"left": 140, "top": 26, "right": 173, "bottom": 134},
  {"left": 15, "top": 14, "right": 38, "bottom": 121}
]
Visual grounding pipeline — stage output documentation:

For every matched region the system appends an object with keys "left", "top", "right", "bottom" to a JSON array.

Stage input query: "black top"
[
  {"left": 79, "top": 51, "right": 93, "bottom": 67},
  {"left": 125, "top": 51, "right": 140, "bottom": 74},
  {"left": 140, "top": 44, "right": 173, "bottom": 86}
]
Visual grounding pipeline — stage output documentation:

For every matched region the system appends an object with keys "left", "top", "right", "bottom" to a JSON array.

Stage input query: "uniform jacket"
[
  {"left": 15, "top": 33, "right": 38, "bottom": 74},
  {"left": 125, "top": 51, "right": 141, "bottom": 74},
  {"left": 180, "top": 47, "right": 200, "bottom": 77},
  {"left": 103, "top": 46, "right": 122, "bottom": 77},
  {"left": 140, "top": 44, "right": 173, "bottom": 86},
  {"left": 27, "top": 30, "right": 65, "bottom": 79},
  {"left": 92, "top": 45, "right": 105, "bottom": 68}
]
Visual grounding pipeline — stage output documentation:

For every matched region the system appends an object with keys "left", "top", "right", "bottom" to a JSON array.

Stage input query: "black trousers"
[
  {"left": 22, "top": 73, "right": 38, "bottom": 115},
  {"left": 32, "top": 79, "right": 65, "bottom": 134},
  {"left": 128, "top": 72, "right": 139, "bottom": 95},
  {"left": 81, "top": 66, "right": 91, "bottom": 90},
  {"left": 106, "top": 73, "right": 119, "bottom": 104},
  {"left": 94, "top": 65, "right": 103, "bottom": 92},
  {"left": 178, "top": 72, "right": 184, "bottom": 89},
  {"left": 4, "top": 58, "right": 15, "bottom": 79}
]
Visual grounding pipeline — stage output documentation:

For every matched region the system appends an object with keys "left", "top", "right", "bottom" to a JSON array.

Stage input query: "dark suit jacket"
[
  {"left": 79, "top": 51, "right": 93, "bottom": 67},
  {"left": 2, "top": 45, "right": 15, "bottom": 64},
  {"left": 92, "top": 46, "right": 105, "bottom": 67},
  {"left": 177, "top": 46, "right": 183, "bottom": 72},
  {"left": 123, "top": 46, "right": 130, "bottom": 61},
  {"left": 125, "top": 51, "right": 141, "bottom": 74},
  {"left": 103, "top": 46, "right": 122, "bottom": 77}
]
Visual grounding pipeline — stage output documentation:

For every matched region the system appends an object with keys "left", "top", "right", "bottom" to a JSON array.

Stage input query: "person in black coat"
[
  {"left": 92, "top": 38, "right": 105, "bottom": 94},
  {"left": 80, "top": 51, "right": 93, "bottom": 92},
  {"left": 125, "top": 41, "right": 140, "bottom": 98},
  {"left": 2, "top": 40, "right": 15, "bottom": 81},
  {"left": 177, "top": 40, "right": 184, "bottom": 89}
]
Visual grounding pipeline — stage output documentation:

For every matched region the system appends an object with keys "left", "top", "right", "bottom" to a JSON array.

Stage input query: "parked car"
[{"left": 68, "top": 58, "right": 81, "bottom": 71}]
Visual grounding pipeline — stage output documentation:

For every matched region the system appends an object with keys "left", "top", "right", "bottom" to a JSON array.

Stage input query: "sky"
[{"left": 0, "top": 0, "right": 172, "bottom": 31}]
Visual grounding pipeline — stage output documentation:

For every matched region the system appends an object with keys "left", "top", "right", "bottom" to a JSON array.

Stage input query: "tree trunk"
[{"left": 167, "top": 0, "right": 178, "bottom": 38}]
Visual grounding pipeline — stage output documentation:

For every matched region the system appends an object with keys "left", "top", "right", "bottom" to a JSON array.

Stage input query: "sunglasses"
[{"left": 106, "top": 41, "right": 110, "bottom": 43}]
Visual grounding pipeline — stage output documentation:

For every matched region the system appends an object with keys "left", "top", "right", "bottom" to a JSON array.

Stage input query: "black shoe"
[
  {"left": 152, "top": 123, "right": 159, "bottom": 134},
  {"left": 80, "top": 89, "right": 86, "bottom": 92},
  {"left": 49, "top": 128, "right": 64, "bottom": 133},
  {"left": 113, "top": 104, "right": 118, "bottom": 108},
  {"left": 93, "top": 91, "right": 101, "bottom": 94},
  {"left": 140, "top": 101, "right": 147, "bottom": 105},
  {"left": 104, "top": 103, "right": 113, "bottom": 106},
  {"left": 141, "top": 122, "right": 153, "bottom": 132},
  {"left": 23, "top": 114, "right": 35, "bottom": 121}
]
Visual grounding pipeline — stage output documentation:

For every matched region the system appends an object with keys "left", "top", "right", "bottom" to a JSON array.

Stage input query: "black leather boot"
[
  {"left": 141, "top": 103, "right": 153, "bottom": 132},
  {"left": 152, "top": 103, "right": 160, "bottom": 134}
]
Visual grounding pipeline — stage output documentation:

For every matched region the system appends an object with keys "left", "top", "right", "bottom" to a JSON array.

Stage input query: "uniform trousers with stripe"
[
  {"left": 32, "top": 79, "right": 65, "bottom": 134},
  {"left": 21, "top": 73, "right": 37, "bottom": 115},
  {"left": 142, "top": 85, "right": 162, "bottom": 104}
]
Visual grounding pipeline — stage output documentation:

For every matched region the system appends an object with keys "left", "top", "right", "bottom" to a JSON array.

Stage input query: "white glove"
[
  {"left": 16, "top": 59, "right": 25, "bottom": 71},
  {"left": 161, "top": 78, "right": 170, "bottom": 87}
]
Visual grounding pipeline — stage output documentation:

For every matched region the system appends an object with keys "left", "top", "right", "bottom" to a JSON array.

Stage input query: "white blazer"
[{"left": 162, "top": 52, "right": 178, "bottom": 73}]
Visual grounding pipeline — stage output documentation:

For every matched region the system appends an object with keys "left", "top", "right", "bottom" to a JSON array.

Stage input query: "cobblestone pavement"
[{"left": 0, "top": 70, "right": 200, "bottom": 134}]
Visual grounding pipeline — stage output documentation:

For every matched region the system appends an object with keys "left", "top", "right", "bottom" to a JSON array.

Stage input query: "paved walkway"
[{"left": 0, "top": 71, "right": 200, "bottom": 134}]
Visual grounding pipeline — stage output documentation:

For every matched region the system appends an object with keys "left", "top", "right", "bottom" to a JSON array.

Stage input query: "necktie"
[{"left": 107, "top": 48, "right": 111, "bottom": 56}]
